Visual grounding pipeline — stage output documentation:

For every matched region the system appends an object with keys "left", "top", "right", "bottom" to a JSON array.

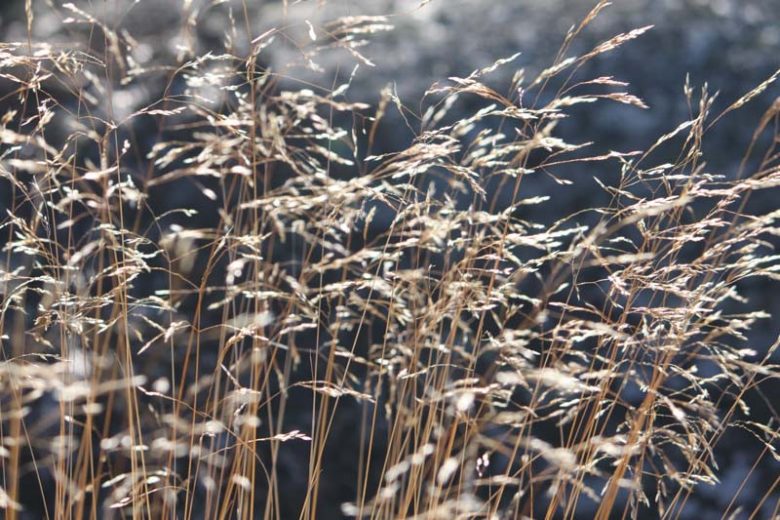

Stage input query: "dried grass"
[{"left": 0, "top": 1, "right": 777, "bottom": 519}]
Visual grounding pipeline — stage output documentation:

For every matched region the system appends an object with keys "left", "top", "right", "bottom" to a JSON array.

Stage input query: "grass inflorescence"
[{"left": 0, "top": 1, "right": 778, "bottom": 518}]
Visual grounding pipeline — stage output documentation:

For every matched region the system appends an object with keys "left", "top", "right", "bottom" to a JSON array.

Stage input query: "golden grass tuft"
[{"left": 0, "top": 1, "right": 778, "bottom": 518}]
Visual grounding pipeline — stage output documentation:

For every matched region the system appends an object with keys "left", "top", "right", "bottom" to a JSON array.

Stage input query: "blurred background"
[{"left": 1, "top": 0, "right": 778, "bottom": 517}]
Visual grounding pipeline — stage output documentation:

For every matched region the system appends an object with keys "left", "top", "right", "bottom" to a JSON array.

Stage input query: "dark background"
[{"left": 1, "top": 0, "right": 777, "bottom": 518}]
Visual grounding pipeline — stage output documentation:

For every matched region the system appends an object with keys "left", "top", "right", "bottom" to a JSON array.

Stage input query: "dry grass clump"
[{"left": 0, "top": 1, "right": 778, "bottom": 519}]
